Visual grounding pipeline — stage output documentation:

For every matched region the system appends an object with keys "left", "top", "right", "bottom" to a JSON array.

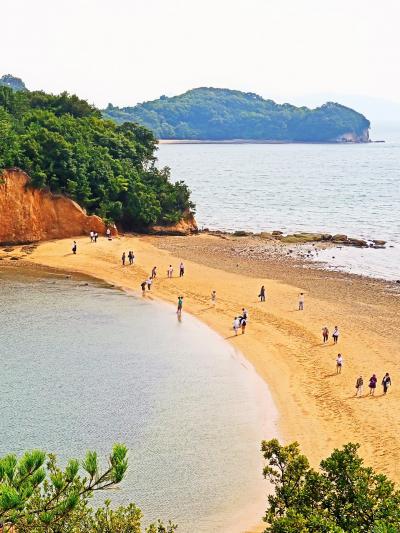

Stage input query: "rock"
[
  {"left": 148, "top": 210, "right": 198, "bottom": 236},
  {"left": 272, "top": 230, "right": 283, "bottom": 236},
  {"left": 0, "top": 170, "right": 115, "bottom": 244},
  {"left": 233, "top": 230, "right": 250, "bottom": 237},
  {"left": 321, "top": 234, "right": 332, "bottom": 241},
  {"left": 259, "top": 232, "right": 273, "bottom": 239},
  {"left": 373, "top": 239, "right": 386, "bottom": 246},
  {"left": 332, "top": 234, "right": 348, "bottom": 243},
  {"left": 346, "top": 238, "right": 368, "bottom": 247}
]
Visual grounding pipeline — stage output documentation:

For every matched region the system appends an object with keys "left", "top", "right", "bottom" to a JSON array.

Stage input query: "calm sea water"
[
  {"left": 158, "top": 130, "right": 400, "bottom": 280},
  {"left": 0, "top": 268, "right": 276, "bottom": 533}
]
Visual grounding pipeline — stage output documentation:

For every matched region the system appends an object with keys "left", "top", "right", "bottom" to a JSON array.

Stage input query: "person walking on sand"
[
  {"left": 369, "top": 374, "right": 377, "bottom": 396},
  {"left": 332, "top": 326, "right": 339, "bottom": 344},
  {"left": 322, "top": 326, "right": 329, "bottom": 343},
  {"left": 151, "top": 266, "right": 157, "bottom": 279},
  {"left": 90, "top": 230, "right": 94, "bottom": 242},
  {"left": 233, "top": 317, "right": 240, "bottom": 336},
  {"left": 298, "top": 292, "right": 305, "bottom": 310},
  {"left": 72, "top": 241, "right": 77, "bottom": 254},
  {"left": 211, "top": 290, "right": 217, "bottom": 306},
  {"left": 128, "top": 251, "right": 132, "bottom": 265},
  {"left": 94, "top": 231, "right": 98, "bottom": 243},
  {"left": 121, "top": 252, "right": 126, "bottom": 266},
  {"left": 241, "top": 317, "right": 247, "bottom": 334},
  {"left": 141, "top": 281, "right": 146, "bottom": 296},
  {"left": 146, "top": 277, "right": 152, "bottom": 291},
  {"left": 167, "top": 265, "right": 173, "bottom": 278},
  {"left": 259, "top": 285, "right": 266, "bottom": 302},
  {"left": 177, "top": 296, "right": 183, "bottom": 316},
  {"left": 382, "top": 372, "right": 392, "bottom": 395},
  {"left": 336, "top": 353, "right": 343, "bottom": 374},
  {"left": 179, "top": 262, "right": 185, "bottom": 277},
  {"left": 355, "top": 375, "right": 363, "bottom": 397}
]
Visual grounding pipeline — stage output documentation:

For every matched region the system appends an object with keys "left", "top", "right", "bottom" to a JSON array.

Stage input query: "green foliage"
[
  {"left": 262, "top": 439, "right": 400, "bottom": 532},
  {"left": 0, "top": 85, "right": 194, "bottom": 228},
  {"left": 0, "top": 445, "right": 176, "bottom": 532},
  {"left": 103, "top": 87, "right": 370, "bottom": 142}
]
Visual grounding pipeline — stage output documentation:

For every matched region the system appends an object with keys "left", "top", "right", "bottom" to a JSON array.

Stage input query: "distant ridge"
[{"left": 103, "top": 87, "right": 370, "bottom": 143}]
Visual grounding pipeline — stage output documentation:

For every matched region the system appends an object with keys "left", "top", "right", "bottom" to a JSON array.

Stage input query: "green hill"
[
  {"left": 103, "top": 87, "right": 370, "bottom": 143},
  {"left": 0, "top": 74, "right": 26, "bottom": 91}
]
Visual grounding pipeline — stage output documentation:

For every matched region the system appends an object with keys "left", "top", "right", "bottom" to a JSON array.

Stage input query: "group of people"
[
  {"left": 121, "top": 251, "right": 135, "bottom": 266},
  {"left": 140, "top": 262, "right": 185, "bottom": 296},
  {"left": 355, "top": 373, "right": 392, "bottom": 396},
  {"left": 322, "top": 326, "right": 340, "bottom": 344},
  {"left": 89, "top": 230, "right": 99, "bottom": 242},
  {"left": 232, "top": 308, "right": 248, "bottom": 335}
]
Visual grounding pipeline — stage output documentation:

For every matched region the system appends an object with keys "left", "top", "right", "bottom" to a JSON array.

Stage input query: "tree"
[
  {"left": 261, "top": 439, "right": 400, "bottom": 532},
  {"left": 0, "top": 445, "right": 176, "bottom": 533}
]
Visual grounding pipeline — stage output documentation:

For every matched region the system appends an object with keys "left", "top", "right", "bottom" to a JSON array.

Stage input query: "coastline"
[
  {"left": 8, "top": 233, "right": 400, "bottom": 527},
  {"left": 158, "top": 139, "right": 371, "bottom": 145}
]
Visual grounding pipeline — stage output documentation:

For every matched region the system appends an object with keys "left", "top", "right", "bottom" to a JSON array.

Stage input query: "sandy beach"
[{"left": 7, "top": 232, "right": 400, "bottom": 529}]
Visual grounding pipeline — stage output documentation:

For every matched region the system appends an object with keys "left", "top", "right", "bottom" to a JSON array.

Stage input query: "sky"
[{"left": 2, "top": 0, "right": 400, "bottom": 114}]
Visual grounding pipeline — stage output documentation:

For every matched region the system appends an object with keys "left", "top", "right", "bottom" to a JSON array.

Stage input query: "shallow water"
[
  {"left": 0, "top": 267, "right": 277, "bottom": 532},
  {"left": 158, "top": 136, "right": 400, "bottom": 280}
]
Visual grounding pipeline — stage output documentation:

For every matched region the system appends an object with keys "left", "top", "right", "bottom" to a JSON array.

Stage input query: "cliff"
[
  {"left": 149, "top": 211, "right": 198, "bottom": 236},
  {"left": 0, "top": 170, "right": 111, "bottom": 244}
]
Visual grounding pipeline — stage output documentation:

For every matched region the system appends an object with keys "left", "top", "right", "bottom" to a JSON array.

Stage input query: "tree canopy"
[
  {"left": 0, "top": 444, "right": 176, "bottom": 532},
  {"left": 262, "top": 439, "right": 400, "bottom": 532},
  {"left": 103, "top": 87, "right": 370, "bottom": 142},
  {"left": 0, "top": 85, "right": 194, "bottom": 228},
  {"left": 0, "top": 74, "right": 26, "bottom": 92}
]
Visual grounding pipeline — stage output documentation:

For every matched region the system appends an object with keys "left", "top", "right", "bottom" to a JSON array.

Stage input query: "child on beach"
[
  {"left": 233, "top": 317, "right": 240, "bottom": 335},
  {"left": 322, "top": 326, "right": 329, "bottom": 343},
  {"left": 298, "top": 292, "right": 305, "bottom": 310},
  {"left": 369, "top": 374, "right": 377, "bottom": 395},
  {"left": 211, "top": 290, "right": 217, "bottom": 306},
  {"left": 332, "top": 326, "right": 339, "bottom": 344},
  {"left": 336, "top": 354, "right": 343, "bottom": 374},
  {"left": 382, "top": 372, "right": 392, "bottom": 395},
  {"left": 355, "top": 376, "right": 363, "bottom": 396}
]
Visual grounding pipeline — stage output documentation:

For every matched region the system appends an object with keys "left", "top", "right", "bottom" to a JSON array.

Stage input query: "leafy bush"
[
  {"left": 262, "top": 439, "right": 400, "bottom": 532},
  {"left": 0, "top": 86, "right": 194, "bottom": 228}
]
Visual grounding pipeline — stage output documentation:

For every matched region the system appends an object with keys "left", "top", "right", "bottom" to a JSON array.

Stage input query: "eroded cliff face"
[
  {"left": 149, "top": 211, "right": 198, "bottom": 236},
  {"left": 0, "top": 169, "right": 110, "bottom": 244}
]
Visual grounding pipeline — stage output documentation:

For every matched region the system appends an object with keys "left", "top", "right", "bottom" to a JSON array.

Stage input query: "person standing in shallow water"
[
  {"left": 177, "top": 296, "right": 183, "bottom": 316},
  {"left": 355, "top": 375, "right": 363, "bottom": 397},
  {"left": 382, "top": 372, "right": 392, "bottom": 395},
  {"left": 259, "top": 285, "right": 266, "bottom": 302},
  {"left": 72, "top": 241, "right": 77, "bottom": 254},
  {"left": 369, "top": 374, "right": 377, "bottom": 395}
]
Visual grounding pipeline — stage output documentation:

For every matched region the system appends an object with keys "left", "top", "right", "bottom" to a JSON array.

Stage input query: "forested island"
[
  {"left": 103, "top": 87, "right": 370, "bottom": 143},
  {"left": 0, "top": 83, "right": 193, "bottom": 229}
]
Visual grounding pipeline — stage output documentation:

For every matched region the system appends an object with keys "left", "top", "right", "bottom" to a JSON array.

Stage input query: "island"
[{"left": 103, "top": 87, "right": 370, "bottom": 143}]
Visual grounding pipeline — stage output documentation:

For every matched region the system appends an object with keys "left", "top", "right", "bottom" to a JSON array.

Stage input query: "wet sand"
[{"left": 9, "top": 233, "right": 400, "bottom": 529}]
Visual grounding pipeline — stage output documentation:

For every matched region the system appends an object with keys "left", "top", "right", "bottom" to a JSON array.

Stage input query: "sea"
[
  {"left": 0, "top": 267, "right": 277, "bottom": 533},
  {"left": 157, "top": 123, "right": 400, "bottom": 281}
]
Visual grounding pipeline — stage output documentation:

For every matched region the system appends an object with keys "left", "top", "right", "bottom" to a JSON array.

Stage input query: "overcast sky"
[{"left": 2, "top": 0, "right": 400, "bottom": 109}]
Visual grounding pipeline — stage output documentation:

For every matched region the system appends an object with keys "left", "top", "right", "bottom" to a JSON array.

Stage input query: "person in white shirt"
[
  {"left": 298, "top": 292, "right": 305, "bottom": 310},
  {"left": 146, "top": 277, "right": 152, "bottom": 291},
  {"left": 332, "top": 326, "right": 339, "bottom": 344},
  {"left": 336, "top": 353, "right": 343, "bottom": 374},
  {"left": 167, "top": 265, "right": 173, "bottom": 278},
  {"left": 89, "top": 230, "right": 94, "bottom": 242},
  {"left": 233, "top": 317, "right": 240, "bottom": 335}
]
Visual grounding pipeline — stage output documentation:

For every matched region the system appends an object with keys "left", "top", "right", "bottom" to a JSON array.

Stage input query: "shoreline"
[
  {"left": 158, "top": 139, "right": 372, "bottom": 145},
  {"left": 7, "top": 233, "right": 400, "bottom": 528}
]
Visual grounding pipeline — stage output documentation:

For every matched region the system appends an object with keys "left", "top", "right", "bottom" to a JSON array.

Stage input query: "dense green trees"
[
  {"left": 0, "top": 86, "right": 193, "bottom": 228},
  {"left": 103, "top": 87, "right": 370, "bottom": 142},
  {"left": 262, "top": 439, "right": 400, "bottom": 532},
  {"left": 0, "top": 445, "right": 175, "bottom": 532}
]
